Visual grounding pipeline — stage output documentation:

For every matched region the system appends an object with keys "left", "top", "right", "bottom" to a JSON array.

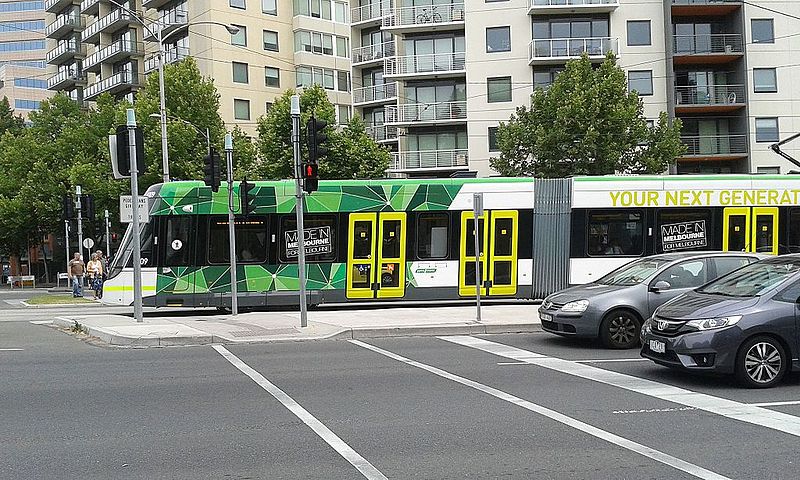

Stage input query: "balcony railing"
[
  {"left": 365, "top": 124, "right": 398, "bottom": 143},
  {"left": 84, "top": 70, "right": 140, "bottom": 99},
  {"left": 80, "top": 0, "right": 101, "bottom": 15},
  {"left": 529, "top": 37, "right": 617, "bottom": 63},
  {"left": 352, "top": 41, "right": 395, "bottom": 65},
  {"left": 144, "top": 46, "right": 189, "bottom": 73},
  {"left": 145, "top": 6, "right": 189, "bottom": 41},
  {"left": 383, "top": 3, "right": 465, "bottom": 29},
  {"left": 84, "top": 39, "right": 142, "bottom": 72},
  {"left": 386, "top": 101, "right": 467, "bottom": 124},
  {"left": 675, "top": 84, "right": 745, "bottom": 106},
  {"left": 529, "top": 0, "right": 619, "bottom": 13},
  {"left": 48, "top": 67, "right": 86, "bottom": 90},
  {"left": 673, "top": 34, "right": 743, "bottom": 55},
  {"left": 390, "top": 149, "right": 469, "bottom": 171},
  {"left": 351, "top": 2, "right": 386, "bottom": 24},
  {"left": 681, "top": 134, "right": 747, "bottom": 156},
  {"left": 352, "top": 82, "right": 397, "bottom": 105},
  {"left": 47, "top": 39, "right": 85, "bottom": 64},
  {"left": 82, "top": 9, "right": 140, "bottom": 44},
  {"left": 385, "top": 52, "right": 466, "bottom": 77},
  {"left": 46, "top": 13, "right": 84, "bottom": 38},
  {"left": 45, "top": 0, "right": 76, "bottom": 13}
]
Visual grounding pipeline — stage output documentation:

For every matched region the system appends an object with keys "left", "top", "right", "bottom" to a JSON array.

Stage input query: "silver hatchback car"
[{"left": 539, "top": 252, "right": 765, "bottom": 349}]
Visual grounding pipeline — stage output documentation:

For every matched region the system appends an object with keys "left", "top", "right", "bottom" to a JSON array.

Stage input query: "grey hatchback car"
[
  {"left": 641, "top": 255, "right": 800, "bottom": 388},
  {"left": 539, "top": 252, "right": 764, "bottom": 349}
]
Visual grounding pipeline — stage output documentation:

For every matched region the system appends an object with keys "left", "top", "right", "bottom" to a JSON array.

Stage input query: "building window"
[
  {"left": 233, "top": 62, "right": 249, "bottom": 83},
  {"left": 262, "top": 0, "right": 277, "bottom": 14},
  {"left": 533, "top": 68, "right": 563, "bottom": 89},
  {"left": 488, "top": 127, "right": 499, "bottom": 152},
  {"left": 14, "top": 78, "right": 47, "bottom": 89},
  {"left": 486, "top": 26, "right": 511, "bottom": 53},
  {"left": 337, "top": 70, "right": 349, "bottom": 92},
  {"left": 628, "top": 70, "right": 653, "bottom": 96},
  {"left": 263, "top": 30, "right": 278, "bottom": 51},
  {"left": 229, "top": 0, "right": 246, "bottom": 9},
  {"left": 627, "top": 21, "right": 651, "bottom": 46},
  {"left": 337, "top": 105, "right": 350, "bottom": 124},
  {"left": 487, "top": 76, "right": 512, "bottom": 102},
  {"left": 265, "top": 67, "right": 280, "bottom": 87},
  {"left": 14, "top": 99, "right": 40, "bottom": 110},
  {"left": 752, "top": 19, "right": 774, "bottom": 44},
  {"left": 335, "top": 36, "right": 348, "bottom": 57},
  {"left": 0, "top": 40, "right": 46, "bottom": 52},
  {"left": 757, "top": 166, "right": 780, "bottom": 175},
  {"left": 231, "top": 25, "right": 247, "bottom": 46},
  {"left": 755, "top": 118, "right": 779, "bottom": 143},
  {"left": 234, "top": 99, "right": 250, "bottom": 120},
  {"left": 265, "top": 102, "right": 273, "bottom": 113},
  {"left": 753, "top": 68, "right": 777, "bottom": 93}
]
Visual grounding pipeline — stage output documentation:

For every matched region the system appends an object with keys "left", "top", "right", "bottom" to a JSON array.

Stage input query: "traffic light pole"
[
  {"left": 104, "top": 209, "right": 111, "bottom": 258},
  {"left": 291, "top": 95, "right": 308, "bottom": 328},
  {"left": 225, "top": 133, "right": 238, "bottom": 316},
  {"left": 76, "top": 186, "right": 84, "bottom": 264},
  {"left": 127, "top": 109, "right": 144, "bottom": 323},
  {"left": 64, "top": 219, "right": 70, "bottom": 276}
]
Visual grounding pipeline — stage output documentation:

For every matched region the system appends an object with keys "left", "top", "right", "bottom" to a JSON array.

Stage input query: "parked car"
[
  {"left": 539, "top": 252, "right": 764, "bottom": 349},
  {"left": 640, "top": 255, "right": 800, "bottom": 388}
]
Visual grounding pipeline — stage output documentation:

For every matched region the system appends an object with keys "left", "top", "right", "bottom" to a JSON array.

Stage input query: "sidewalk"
[{"left": 50, "top": 303, "right": 543, "bottom": 347}]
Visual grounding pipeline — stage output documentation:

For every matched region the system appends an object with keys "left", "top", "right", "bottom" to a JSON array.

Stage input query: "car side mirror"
[{"left": 650, "top": 280, "right": 671, "bottom": 293}]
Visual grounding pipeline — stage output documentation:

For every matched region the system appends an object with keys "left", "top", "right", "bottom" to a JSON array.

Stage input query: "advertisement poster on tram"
[
  {"left": 661, "top": 220, "right": 707, "bottom": 251},
  {"left": 285, "top": 226, "right": 332, "bottom": 257}
]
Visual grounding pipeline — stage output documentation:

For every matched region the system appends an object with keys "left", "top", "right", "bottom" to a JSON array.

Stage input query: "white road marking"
[
  {"left": 441, "top": 336, "right": 800, "bottom": 438},
  {"left": 212, "top": 345, "right": 387, "bottom": 480},
  {"left": 350, "top": 340, "right": 730, "bottom": 480},
  {"left": 498, "top": 358, "right": 650, "bottom": 366},
  {"left": 29, "top": 320, "right": 54, "bottom": 325},
  {"left": 614, "top": 407, "right": 697, "bottom": 415},
  {"left": 4, "top": 299, "right": 25, "bottom": 305},
  {"left": 0, "top": 348, "right": 23, "bottom": 351},
  {"left": 750, "top": 400, "right": 800, "bottom": 407}
]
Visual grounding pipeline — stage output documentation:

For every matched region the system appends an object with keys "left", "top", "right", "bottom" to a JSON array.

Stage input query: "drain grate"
[{"left": 228, "top": 328, "right": 297, "bottom": 337}]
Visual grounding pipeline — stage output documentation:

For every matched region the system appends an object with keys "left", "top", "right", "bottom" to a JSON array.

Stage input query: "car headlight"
[
  {"left": 686, "top": 315, "right": 742, "bottom": 331},
  {"left": 561, "top": 300, "right": 589, "bottom": 313},
  {"left": 642, "top": 319, "right": 652, "bottom": 334}
]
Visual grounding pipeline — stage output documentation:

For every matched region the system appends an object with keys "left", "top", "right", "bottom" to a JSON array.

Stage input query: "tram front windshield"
[
  {"left": 596, "top": 258, "right": 672, "bottom": 286},
  {"left": 107, "top": 223, "right": 152, "bottom": 279}
]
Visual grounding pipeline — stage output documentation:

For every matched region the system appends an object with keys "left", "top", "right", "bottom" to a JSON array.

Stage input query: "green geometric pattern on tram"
[
  {"left": 157, "top": 266, "right": 192, "bottom": 294},
  {"left": 157, "top": 263, "right": 347, "bottom": 294},
  {"left": 406, "top": 264, "right": 418, "bottom": 287}
]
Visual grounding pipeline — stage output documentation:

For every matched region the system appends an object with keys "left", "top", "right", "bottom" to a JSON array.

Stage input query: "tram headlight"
[{"left": 561, "top": 300, "right": 589, "bottom": 313}]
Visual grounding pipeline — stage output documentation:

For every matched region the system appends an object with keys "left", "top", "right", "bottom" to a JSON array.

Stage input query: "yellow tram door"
[
  {"left": 751, "top": 207, "right": 778, "bottom": 254},
  {"left": 460, "top": 211, "right": 488, "bottom": 297},
  {"left": 723, "top": 207, "right": 778, "bottom": 255},
  {"left": 459, "top": 210, "right": 519, "bottom": 297},
  {"left": 346, "top": 212, "right": 407, "bottom": 299}
]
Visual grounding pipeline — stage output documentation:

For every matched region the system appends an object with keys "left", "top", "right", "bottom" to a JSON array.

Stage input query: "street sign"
[
  {"left": 119, "top": 195, "right": 149, "bottom": 223},
  {"left": 473, "top": 192, "right": 484, "bottom": 216},
  {"left": 83, "top": 238, "right": 94, "bottom": 249}
]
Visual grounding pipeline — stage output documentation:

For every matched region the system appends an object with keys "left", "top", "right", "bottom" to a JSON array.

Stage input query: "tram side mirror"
[{"left": 650, "top": 281, "right": 671, "bottom": 293}]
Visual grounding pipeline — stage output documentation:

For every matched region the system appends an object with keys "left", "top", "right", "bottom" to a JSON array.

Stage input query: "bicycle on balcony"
[{"left": 416, "top": 6, "right": 442, "bottom": 24}]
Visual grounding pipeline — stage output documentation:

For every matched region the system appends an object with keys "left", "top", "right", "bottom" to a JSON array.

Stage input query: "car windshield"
[
  {"left": 596, "top": 258, "right": 672, "bottom": 286},
  {"left": 698, "top": 259, "right": 800, "bottom": 297}
]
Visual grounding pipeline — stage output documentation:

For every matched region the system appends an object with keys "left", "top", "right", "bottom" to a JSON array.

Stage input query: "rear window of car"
[{"left": 712, "top": 256, "right": 753, "bottom": 277}]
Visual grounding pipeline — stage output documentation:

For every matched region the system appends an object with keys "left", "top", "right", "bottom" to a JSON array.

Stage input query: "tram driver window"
[
  {"left": 280, "top": 214, "right": 336, "bottom": 262},
  {"left": 587, "top": 211, "right": 643, "bottom": 256},
  {"left": 207, "top": 216, "right": 268, "bottom": 264},
  {"left": 417, "top": 213, "right": 449, "bottom": 259}
]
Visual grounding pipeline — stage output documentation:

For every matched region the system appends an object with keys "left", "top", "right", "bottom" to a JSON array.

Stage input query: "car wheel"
[
  {"left": 735, "top": 336, "right": 787, "bottom": 388},
  {"left": 600, "top": 310, "right": 641, "bottom": 349}
]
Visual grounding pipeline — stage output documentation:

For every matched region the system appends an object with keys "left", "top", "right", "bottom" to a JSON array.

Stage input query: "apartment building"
[
  {"left": 45, "top": 0, "right": 352, "bottom": 133},
  {"left": 352, "top": 0, "right": 800, "bottom": 178},
  {"left": 0, "top": 0, "right": 52, "bottom": 119}
]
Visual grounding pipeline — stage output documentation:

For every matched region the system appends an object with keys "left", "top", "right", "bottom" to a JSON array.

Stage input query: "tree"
[
  {"left": 324, "top": 116, "right": 390, "bottom": 179},
  {"left": 0, "top": 96, "right": 24, "bottom": 138},
  {"left": 491, "top": 53, "right": 685, "bottom": 177}
]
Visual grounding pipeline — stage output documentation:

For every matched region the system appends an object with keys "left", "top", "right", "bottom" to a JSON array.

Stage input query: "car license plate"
[
  {"left": 541, "top": 313, "right": 553, "bottom": 322},
  {"left": 649, "top": 339, "right": 666, "bottom": 354}
]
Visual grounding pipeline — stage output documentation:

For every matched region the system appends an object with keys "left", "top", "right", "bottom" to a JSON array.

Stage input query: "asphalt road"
[{"left": 2, "top": 312, "right": 800, "bottom": 479}]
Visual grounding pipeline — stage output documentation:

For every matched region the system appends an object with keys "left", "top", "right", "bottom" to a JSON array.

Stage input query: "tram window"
[
  {"left": 123, "top": 223, "right": 154, "bottom": 268},
  {"left": 207, "top": 216, "right": 267, "bottom": 264},
  {"left": 789, "top": 209, "right": 800, "bottom": 253},
  {"left": 417, "top": 213, "right": 449, "bottom": 259},
  {"left": 382, "top": 220, "right": 401, "bottom": 259},
  {"left": 657, "top": 209, "right": 712, "bottom": 253},
  {"left": 754, "top": 214, "right": 775, "bottom": 253},
  {"left": 465, "top": 218, "right": 485, "bottom": 257},
  {"left": 164, "top": 217, "right": 192, "bottom": 266},
  {"left": 280, "top": 214, "right": 336, "bottom": 262},
  {"left": 494, "top": 218, "right": 513, "bottom": 256},
  {"left": 587, "top": 211, "right": 643, "bottom": 256}
]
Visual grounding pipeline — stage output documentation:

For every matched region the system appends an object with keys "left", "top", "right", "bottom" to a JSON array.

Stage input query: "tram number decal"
[
  {"left": 661, "top": 220, "right": 707, "bottom": 251},
  {"left": 285, "top": 226, "right": 332, "bottom": 257}
]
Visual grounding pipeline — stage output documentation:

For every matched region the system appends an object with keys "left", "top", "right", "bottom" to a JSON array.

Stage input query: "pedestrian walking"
[
  {"left": 68, "top": 252, "right": 85, "bottom": 298},
  {"left": 87, "top": 253, "right": 104, "bottom": 300},
  {"left": 95, "top": 250, "right": 107, "bottom": 299}
]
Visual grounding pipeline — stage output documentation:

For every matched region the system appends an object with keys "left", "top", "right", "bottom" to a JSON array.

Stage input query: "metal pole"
[
  {"left": 206, "top": 127, "right": 211, "bottom": 156},
  {"left": 225, "top": 133, "right": 238, "bottom": 316},
  {"left": 64, "top": 219, "right": 70, "bottom": 276},
  {"left": 76, "top": 185, "right": 84, "bottom": 273},
  {"left": 473, "top": 193, "right": 483, "bottom": 322},
  {"left": 127, "top": 109, "right": 144, "bottom": 323},
  {"left": 104, "top": 209, "right": 111, "bottom": 258},
  {"left": 291, "top": 95, "right": 308, "bottom": 328},
  {"left": 157, "top": 26, "right": 170, "bottom": 183}
]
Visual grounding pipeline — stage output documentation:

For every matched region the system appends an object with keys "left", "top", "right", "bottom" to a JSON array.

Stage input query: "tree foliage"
[
  {"left": 0, "top": 96, "right": 24, "bottom": 138},
  {"left": 491, "top": 53, "right": 685, "bottom": 177}
]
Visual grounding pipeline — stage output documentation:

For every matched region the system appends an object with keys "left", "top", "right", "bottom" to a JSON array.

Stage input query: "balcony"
[
  {"left": 352, "top": 82, "right": 397, "bottom": 106},
  {"left": 389, "top": 149, "right": 469, "bottom": 172},
  {"left": 382, "top": 3, "right": 465, "bottom": 33},
  {"left": 366, "top": 124, "right": 398, "bottom": 143},
  {"left": 672, "top": 0, "right": 741, "bottom": 16},
  {"left": 675, "top": 84, "right": 746, "bottom": 113},
  {"left": 144, "top": 46, "right": 189, "bottom": 73},
  {"left": 84, "top": 70, "right": 141, "bottom": 100},
  {"left": 673, "top": 34, "right": 744, "bottom": 65},
  {"left": 529, "top": 37, "right": 617, "bottom": 65},
  {"left": 528, "top": 0, "right": 619, "bottom": 15},
  {"left": 46, "top": 13, "right": 84, "bottom": 39},
  {"left": 352, "top": 41, "right": 395, "bottom": 66},
  {"left": 384, "top": 52, "right": 465, "bottom": 80},
  {"left": 145, "top": 7, "right": 189, "bottom": 41},
  {"left": 680, "top": 134, "right": 747, "bottom": 159},
  {"left": 84, "top": 39, "right": 143, "bottom": 73},
  {"left": 47, "top": 39, "right": 86, "bottom": 65},
  {"left": 386, "top": 101, "right": 467, "bottom": 126},
  {"left": 48, "top": 67, "right": 87, "bottom": 90},
  {"left": 351, "top": 3, "right": 385, "bottom": 26},
  {"left": 45, "top": 0, "right": 77, "bottom": 13},
  {"left": 82, "top": 9, "right": 141, "bottom": 44},
  {"left": 142, "top": 0, "right": 175, "bottom": 9},
  {"left": 80, "top": 0, "right": 101, "bottom": 16}
]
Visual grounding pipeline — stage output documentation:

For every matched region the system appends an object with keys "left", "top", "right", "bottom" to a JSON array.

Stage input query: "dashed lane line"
[
  {"left": 0, "top": 348, "right": 24, "bottom": 351},
  {"left": 441, "top": 336, "right": 800, "bottom": 438},
  {"left": 350, "top": 339, "right": 730, "bottom": 480},
  {"left": 750, "top": 400, "right": 800, "bottom": 407},
  {"left": 212, "top": 345, "right": 388, "bottom": 480}
]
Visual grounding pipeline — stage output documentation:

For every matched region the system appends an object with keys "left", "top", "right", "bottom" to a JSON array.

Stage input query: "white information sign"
[{"left": 119, "top": 196, "right": 149, "bottom": 224}]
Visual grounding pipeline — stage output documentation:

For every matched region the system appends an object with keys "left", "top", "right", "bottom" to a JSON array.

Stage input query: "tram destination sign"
[
  {"left": 285, "top": 226, "right": 332, "bottom": 258},
  {"left": 661, "top": 220, "right": 707, "bottom": 251}
]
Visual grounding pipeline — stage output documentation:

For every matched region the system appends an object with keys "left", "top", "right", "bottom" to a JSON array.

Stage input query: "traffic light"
[
  {"left": 306, "top": 116, "right": 330, "bottom": 164},
  {"left": 111, "top": 125, "right": 145, "bottom": 179},
  {"left": 302, "top": 162, "right": 319, "bottom": 194},
  {"left": 240, "top": 177, "right": 258, "bottom": 216},
  {"left": 203, "top": 147, "right": 221, "bottom": 192},
  {"left": 62, "top": 195, "right": 74, "bottom": 220},
  {"left": 80, "top": 194, "right": 95, "bottom": 219}
]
